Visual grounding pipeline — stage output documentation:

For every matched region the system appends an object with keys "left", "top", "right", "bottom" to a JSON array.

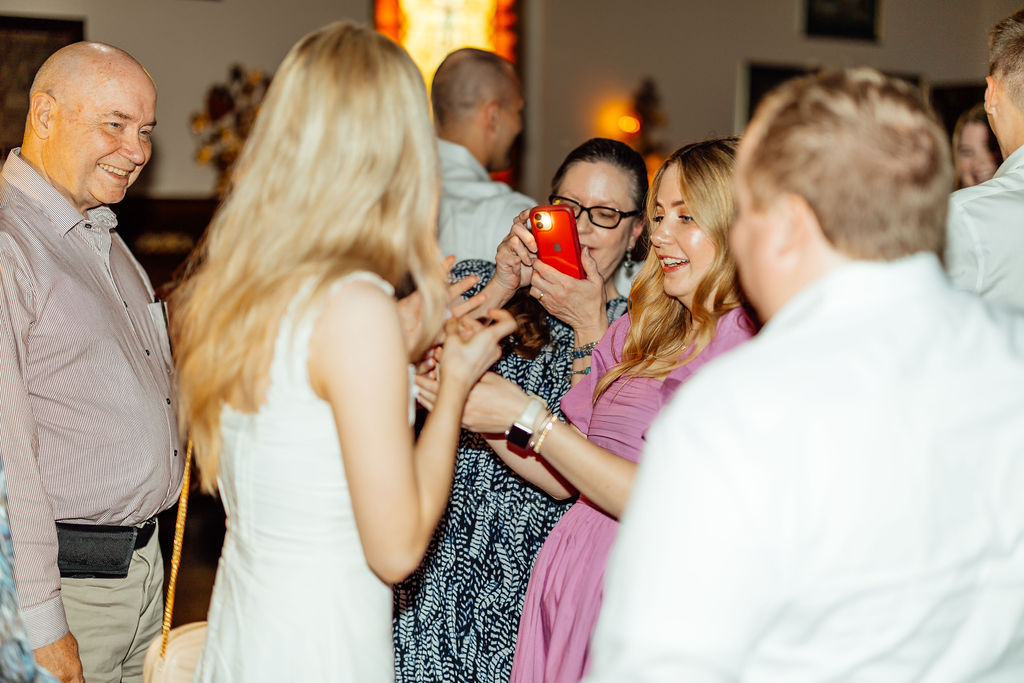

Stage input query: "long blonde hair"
[
  {"left": 594, "top": 138, "right": 744, "bottom": 398},
  {"left": 171, "top": 22, "right": 446, "bottom": 492}
]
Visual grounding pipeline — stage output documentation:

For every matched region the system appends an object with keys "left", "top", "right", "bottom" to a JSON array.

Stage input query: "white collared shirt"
[
  {"left": 436, "top": 139, "right": 535, "bottom": 262},
  {"left": 587, "top": 255, "right": 1024, "bottom": 682},
  {"left": 946, "top": 144, "right": 1024, "bottom": 309}
]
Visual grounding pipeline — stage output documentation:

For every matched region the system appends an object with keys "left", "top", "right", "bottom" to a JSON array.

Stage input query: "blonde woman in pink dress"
[{"left": 419, "top": 138, "right": 755, "bottom": 682}]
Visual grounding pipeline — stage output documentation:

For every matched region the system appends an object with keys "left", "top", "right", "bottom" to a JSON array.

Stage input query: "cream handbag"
[{"left": 143, "top": 440, "right": 208, "bottom": 682}]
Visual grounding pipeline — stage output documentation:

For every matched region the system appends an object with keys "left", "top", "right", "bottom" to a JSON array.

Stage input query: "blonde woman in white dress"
[{"left": 170, "top": 22, "right": 515, "bottom": 682}]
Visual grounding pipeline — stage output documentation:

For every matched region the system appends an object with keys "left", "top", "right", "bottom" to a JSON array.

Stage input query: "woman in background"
[
  {"left": 172, "top": 22, "right": 513, "bottom": 682},
  {"left": 393, "top": 138, "right": 647, "bottom": 682},
  {"left": 421, "top": 138, "right": 755, "bottom": 682},
  {"left": 953, "top": 103, "right": 1001, "bottom": 188}
]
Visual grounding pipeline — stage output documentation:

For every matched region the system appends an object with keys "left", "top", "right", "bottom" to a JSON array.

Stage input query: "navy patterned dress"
[
  {"left": 393, "top": 260, "right": 628, "bottom": 682},
  {"left": 1, "top": 463, "right": 58, "bottom": 683}
]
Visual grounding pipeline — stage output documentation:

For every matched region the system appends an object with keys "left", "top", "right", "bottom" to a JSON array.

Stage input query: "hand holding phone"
[{"left": 529, "top": 205, "right": 584, "bottom": 279}]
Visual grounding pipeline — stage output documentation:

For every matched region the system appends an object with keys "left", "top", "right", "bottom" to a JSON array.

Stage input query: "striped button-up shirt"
[{"left": 0, "top": 150, "right": 183, "bottom": 649}]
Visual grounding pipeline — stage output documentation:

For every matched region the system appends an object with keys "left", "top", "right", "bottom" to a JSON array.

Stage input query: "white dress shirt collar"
[
  {"left": 993, "top": 141, "right": 1024, "bottom": 179},
  {"left": 2, "top": 148, "right": 118, "bottom": 237},
  {"left": 437, "top": 138, "right": 490, "bottom": 184},
  {"left": 764, "top": 252, "right": 944, "bottom": 336}
]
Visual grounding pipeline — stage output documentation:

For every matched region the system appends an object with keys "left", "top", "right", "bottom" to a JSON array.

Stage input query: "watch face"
[{"left": 507, "top": 423, "right": 532, "bottom": 450}]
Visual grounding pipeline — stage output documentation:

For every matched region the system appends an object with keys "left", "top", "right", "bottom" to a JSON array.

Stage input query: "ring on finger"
[{"left": 537, "top": 291, "right": 544, "bottom": 301}]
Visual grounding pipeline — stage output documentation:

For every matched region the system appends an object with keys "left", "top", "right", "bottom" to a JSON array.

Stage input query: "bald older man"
[{"left": 0, "top": 43, "right": 182, "bottom": 683}]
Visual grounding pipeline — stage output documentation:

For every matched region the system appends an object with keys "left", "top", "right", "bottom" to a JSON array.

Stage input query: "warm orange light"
[
  {"left": 375, "top": 0, "right": 518, "bottom": 89},
  {"left": 617, "top": 114, "right": 641, "bottom": 135},
  {"left": 596, "top": 100, "right": 631, "bottom": 140}
]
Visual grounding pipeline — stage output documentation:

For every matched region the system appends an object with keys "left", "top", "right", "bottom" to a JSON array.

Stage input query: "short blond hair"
[
  {"left": 172, "top": 22, "right": 445, "bottom": 492},
  {"left": 989, "top": 9, "right": 1024, "bottom": 111},
  {"left": 742, "top": 67, "right": 952, "bottom": 260}
]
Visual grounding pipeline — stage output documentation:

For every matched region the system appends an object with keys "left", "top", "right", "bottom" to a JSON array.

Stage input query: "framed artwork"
[
  {"left": 805, "top": 0, "right": 879, "bottom": 42},
  {"left": 743, "top": 62, "right": 920, "bottom": 125},
  {"left": 930, "top": 82, "right": 987, "bottom": 137},
  {"left": 0, "top": 16, "right": 84, "bottom": 159},
  {"left": 744, "top": 64, "right": 809, "bottom": 124},
  {"left": 375, "top": 0, "right": 519, "bottom": 86}
]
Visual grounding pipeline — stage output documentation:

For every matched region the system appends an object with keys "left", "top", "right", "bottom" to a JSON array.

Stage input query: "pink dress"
[{"left": 509, "top": 307, "right": 754, "bottom": 683}]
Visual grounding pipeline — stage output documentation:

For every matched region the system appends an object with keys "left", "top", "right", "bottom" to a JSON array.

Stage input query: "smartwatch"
[{"left": 506, "top": 395, "right": 546, "bottom": 449}]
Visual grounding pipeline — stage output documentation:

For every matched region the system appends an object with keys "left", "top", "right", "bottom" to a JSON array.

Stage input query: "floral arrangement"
[{"left": 190, "top": 65, "right": 271, "bottom": 195}]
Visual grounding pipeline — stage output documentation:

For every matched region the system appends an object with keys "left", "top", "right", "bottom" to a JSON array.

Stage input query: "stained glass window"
[{"left": 376, "top": 0, "right": 518, "bottom": 88}]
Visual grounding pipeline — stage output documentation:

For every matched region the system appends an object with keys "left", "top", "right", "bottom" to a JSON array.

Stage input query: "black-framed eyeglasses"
[{"left": 548, "top": 195, "right": 640, "bottom": 229}]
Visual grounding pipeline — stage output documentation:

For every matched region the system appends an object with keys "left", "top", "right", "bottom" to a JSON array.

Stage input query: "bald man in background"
[
  {"left": 0, "top": 42, "right": 183, "bottom": 683},
  {"left": 432, "top": 48, "right": 536, "bottom": 262}
]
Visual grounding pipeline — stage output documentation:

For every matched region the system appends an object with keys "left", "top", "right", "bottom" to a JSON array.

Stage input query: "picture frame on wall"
[
  {"left": 805, "top": 0, "right": 879, "bottom": 42},
  {"left": 742, "top": 62, "right": 920, "bottom": 126},
  {"left": 0, "top": 15, "right": 85, "bottom": 159},
  {"left": 930, "top": 82, "right": 987, "bottom": 137}
]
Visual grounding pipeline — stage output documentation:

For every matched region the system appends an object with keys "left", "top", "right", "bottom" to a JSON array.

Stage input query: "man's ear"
[
  {"left": 481, "top": 99, "right": 500, "bottom": 133},
  {"left": 773, "top": 193, "right": 823, "bottom": 267},
  {"left": 985, "top": 75, "right": 1000, "bottom": 116},
  {"left": 28, "top": 92, "right": 57, "bottom": 140}
]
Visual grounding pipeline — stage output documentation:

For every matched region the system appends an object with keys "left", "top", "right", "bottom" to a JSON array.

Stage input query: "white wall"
[
  {"left": 1, "top": 0, "right": 1020, "bottom": 199},
  {"left": 519, "top": 0, "right": 1024, "bottom": 200}
]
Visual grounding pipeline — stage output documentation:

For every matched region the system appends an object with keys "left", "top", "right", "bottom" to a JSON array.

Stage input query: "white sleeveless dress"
[{"left": 195, "top": 273, "right": 399, "bottom": 682}]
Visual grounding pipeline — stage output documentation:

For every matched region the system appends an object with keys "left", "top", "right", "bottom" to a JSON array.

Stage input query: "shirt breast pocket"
[{"left": 146, "top": 301, "right": 174, "bottom": 375}]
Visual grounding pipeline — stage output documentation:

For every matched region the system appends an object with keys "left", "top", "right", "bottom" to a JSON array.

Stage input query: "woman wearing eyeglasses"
[
  {"left": 420, "top": 138, "right": 756, "bottom": 682},
  {"left": 393, "top": 138, "right": 646, "bottom": 682}
]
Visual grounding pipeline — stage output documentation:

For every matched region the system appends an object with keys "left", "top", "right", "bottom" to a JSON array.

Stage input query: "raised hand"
[
  {"left": 437, "top": 309, "right": 517, "bottom": 393},
  {"left": 529, "top": 246, "right": 608, "bottom": 339},
  {"left": 461, "top": 371, "right": 531, "bottom": 435},
  {"left": 397, "top": 255, "right": 485, "bottom": 362},
  {"left": 492, "top": 210, "right": 538, "bottom": 296},
  {"left": 415, "top": 371, "right": 528, "bottom": 435}
]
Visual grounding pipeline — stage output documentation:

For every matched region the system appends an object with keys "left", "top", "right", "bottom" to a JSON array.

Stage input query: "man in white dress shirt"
[
  {"left": 586, "top": 68, "right": 1024, "bottom": 682},
  {"left": 946, "top": 9, "right": 1024, "bottom": 309},
  {"left": 431, "top": 48, "right": 535, "bottom": 262}
]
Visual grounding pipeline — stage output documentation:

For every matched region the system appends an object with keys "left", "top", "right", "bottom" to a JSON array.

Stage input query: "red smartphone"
[{"left": 529, "top": 205, "right": 584, "bottom": 279}]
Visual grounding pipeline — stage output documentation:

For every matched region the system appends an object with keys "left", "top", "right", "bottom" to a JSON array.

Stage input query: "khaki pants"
[{"left": 61, "top": 525, "right": 164, "bottom": 683}]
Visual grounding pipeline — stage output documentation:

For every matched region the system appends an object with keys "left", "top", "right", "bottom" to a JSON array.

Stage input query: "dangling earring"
[{"left": 623, "top": 244, "right": 636, "bottom": 277}]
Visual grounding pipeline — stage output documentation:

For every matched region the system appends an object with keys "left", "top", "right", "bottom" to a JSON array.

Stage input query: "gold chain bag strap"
[{"left": 143, "top": 439, "right": 208, "bottom": 683}]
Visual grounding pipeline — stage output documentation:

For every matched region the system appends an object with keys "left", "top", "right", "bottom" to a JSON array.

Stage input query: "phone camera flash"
[{"left": 534, "top": 213, "right": 552, "bottom": 231}]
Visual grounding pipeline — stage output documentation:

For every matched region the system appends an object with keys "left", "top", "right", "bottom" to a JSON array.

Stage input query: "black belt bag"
[{"left": 56, "top": 518, "right": 157, "bottom": 579}]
